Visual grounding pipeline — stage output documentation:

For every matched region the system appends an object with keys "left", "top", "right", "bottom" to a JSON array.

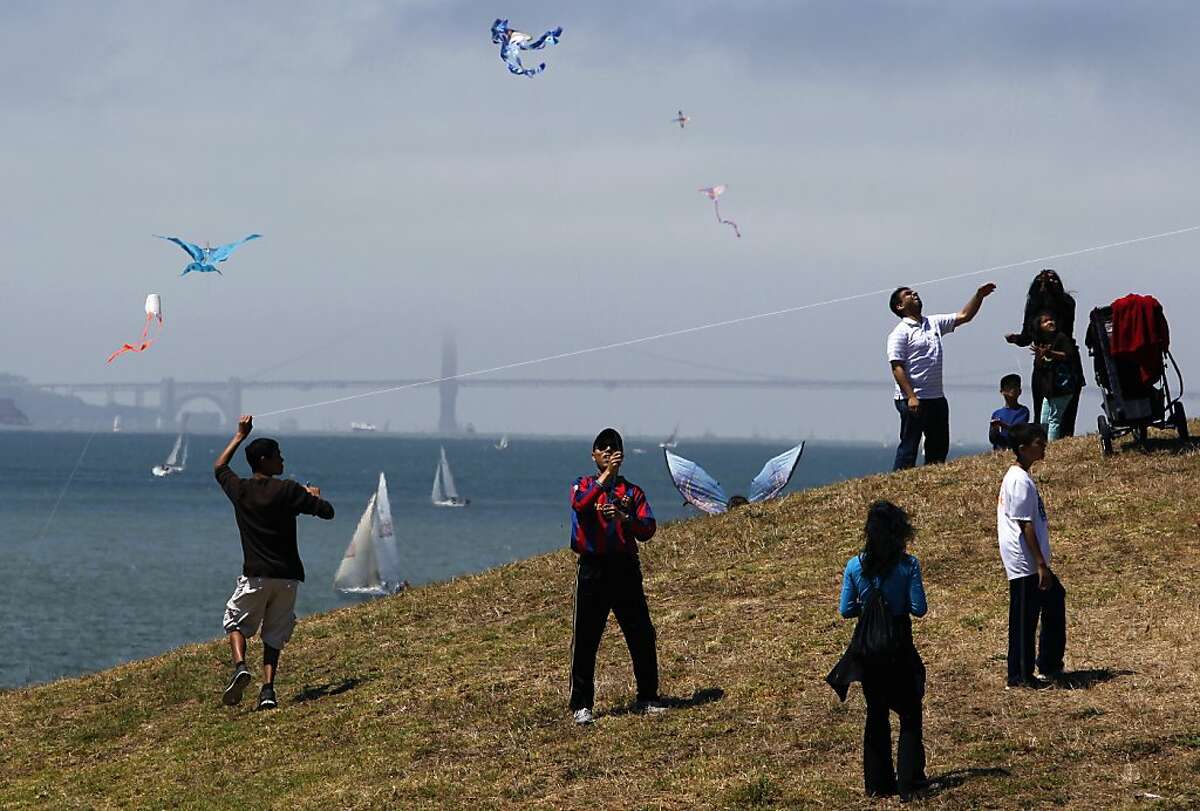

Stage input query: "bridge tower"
[{"left": 438, "top": 332, "right": 459, "bottom": 434}]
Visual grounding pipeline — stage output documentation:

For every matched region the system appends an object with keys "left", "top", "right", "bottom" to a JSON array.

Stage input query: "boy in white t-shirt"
[{"left": 997, "top": 422, "right": 1066, "bottom": 688}]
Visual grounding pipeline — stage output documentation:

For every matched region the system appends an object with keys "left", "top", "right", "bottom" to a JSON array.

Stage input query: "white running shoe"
[
  {"left": 573, "top": 708, "right": 594, "bottom": 726},
  {"left": 636, "top": 700, "right": 668, "bottom": 715}
]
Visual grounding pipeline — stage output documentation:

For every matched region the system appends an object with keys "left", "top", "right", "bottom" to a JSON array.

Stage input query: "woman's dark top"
[{"left": 1011, "top": 291, "right": 1077, "bottom": 347}]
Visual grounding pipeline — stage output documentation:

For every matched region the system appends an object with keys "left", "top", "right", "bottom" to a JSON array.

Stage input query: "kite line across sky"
[{"left": 257, "top": 223, "right": 1200, "bottom": 418}]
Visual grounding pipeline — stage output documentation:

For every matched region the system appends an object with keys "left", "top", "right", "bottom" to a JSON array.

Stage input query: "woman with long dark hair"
[
  {"left": 1005, "top": 269, "right": 1084, "bottom": 433},
  {"left": 830, "top": 500, "right": 929, "bottom": 800}
]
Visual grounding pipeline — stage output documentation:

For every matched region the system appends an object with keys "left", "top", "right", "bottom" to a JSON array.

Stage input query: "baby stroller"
[{"left": 1085, "top": 295, "right": 1186, "bottom": 455}]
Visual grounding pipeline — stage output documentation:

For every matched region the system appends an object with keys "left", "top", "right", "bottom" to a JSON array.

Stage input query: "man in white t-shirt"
[
  {"left": 997, "top": 422, "right": 1066, "bottom": 688},
  {"left": 886, "top": 283, "right": 996, "bottom": 470}
]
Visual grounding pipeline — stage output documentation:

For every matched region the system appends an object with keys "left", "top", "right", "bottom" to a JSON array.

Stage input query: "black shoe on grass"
[
  {"left": 256, "top": 684, "right": 278, "bottom": 711},
  {"left": 222, "top": 663, "right": 252, "bottom": 706}
]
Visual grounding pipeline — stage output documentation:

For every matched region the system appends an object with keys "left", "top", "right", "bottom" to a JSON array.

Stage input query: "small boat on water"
[
  {"left": 495, "top": 434, "right": 510, "bottom": 450},
  {"left": 334, "top": 473, "right": 406, "bottom": 596},
  {"left": 658, "top": 425, "right": 679, "bottom": 449},
  {"left": 112, "top": 416, "right": 123, "bottom": 433},
  {"left": 152, "top": 432, "right": 188, "bottom": 477},
  {"left": 431, "top": 446, "right": 469, "bottom": 507},
  {"left": 350, "top": 421, "right": 378, "bottom": 433}
]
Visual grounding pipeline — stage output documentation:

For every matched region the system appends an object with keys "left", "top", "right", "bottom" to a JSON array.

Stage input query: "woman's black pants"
[{"left": 861, "top": 652, "right": 927, "bottom": 797}]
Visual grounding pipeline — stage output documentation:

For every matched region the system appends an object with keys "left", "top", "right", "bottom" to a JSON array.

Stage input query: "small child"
[
  {"left": 567, "top": 428, "right": 663, "bottom": 725},
  {"left": 1031, "top": 311, "right": 1081, "bottom": 441},
  {"left": 989, "top": 373, "right": 1031, "bottom": 450},
  {"left": 214, "top": 415, "right": 335, "bottom": 711}
]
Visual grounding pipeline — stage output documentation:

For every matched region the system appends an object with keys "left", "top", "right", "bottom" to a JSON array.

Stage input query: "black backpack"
[{"left": 855, "top": 557, "right": 899, "bottom": 662}]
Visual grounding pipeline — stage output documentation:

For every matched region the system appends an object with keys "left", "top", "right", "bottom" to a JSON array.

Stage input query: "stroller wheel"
[
  {"left": 1172, "top": 402, "right": 1189, "bottom": 440},
  {"left": 1097, "top": 415, "right": 1114, "bottom": 456}
]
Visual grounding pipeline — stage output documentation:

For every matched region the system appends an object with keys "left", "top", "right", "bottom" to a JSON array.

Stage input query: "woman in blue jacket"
[{"left": 836, "top": 500, "right": 929, "bottom": 800}]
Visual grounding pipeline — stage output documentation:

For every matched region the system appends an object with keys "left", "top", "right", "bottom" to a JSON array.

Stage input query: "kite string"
[
  {"left": 12, "top": 429, "right": 96, "bottom": 683},
  {"left": 258, "top": 224, "right": 1200, "bottom": 418},
  {"left": 35, "top": 430, "right": 96, "bottom": 542}
]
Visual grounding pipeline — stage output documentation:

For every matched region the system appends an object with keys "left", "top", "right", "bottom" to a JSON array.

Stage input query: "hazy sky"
[{"left": 3, "top": 1, "right": 1198, "bottom": 439}]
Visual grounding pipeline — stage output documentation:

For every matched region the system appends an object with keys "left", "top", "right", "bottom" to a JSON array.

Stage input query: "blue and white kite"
[
  {"left": 491, "top": 18, "right": 562, "bottom": 77},
  {"left": 155, "top": 234, "right": 262, "bottom": 276},
  {"left": 664, "top": 443, "right": 805, "bottom": 515}
]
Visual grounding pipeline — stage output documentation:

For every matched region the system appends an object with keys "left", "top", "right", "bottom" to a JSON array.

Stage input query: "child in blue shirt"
[{"left": 989, "top": 373, "right": 1030, "bottom": 450}]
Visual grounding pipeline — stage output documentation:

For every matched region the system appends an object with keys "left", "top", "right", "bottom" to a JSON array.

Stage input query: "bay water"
[{"left": 0, "top": 431, "right": 981, "bottom": 688}]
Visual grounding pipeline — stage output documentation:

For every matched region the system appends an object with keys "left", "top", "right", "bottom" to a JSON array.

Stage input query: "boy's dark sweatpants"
[
  {"left": 1007, "top": 572, "right": 1066, "bottom": 684},
  {"left": 569, "top": 554, "right": 659, "bottom": 711}
]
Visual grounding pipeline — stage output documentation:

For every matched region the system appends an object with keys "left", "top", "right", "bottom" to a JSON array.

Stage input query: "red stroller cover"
[{"left": 1110, "top": 294, "right": 1169, "bottom": 386}]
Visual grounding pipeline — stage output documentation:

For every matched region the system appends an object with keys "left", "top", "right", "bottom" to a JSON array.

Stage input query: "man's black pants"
[
  {"left": 569, "top": 554, "right": 659, "bottom": 711},
  {"left": 893, "top": 397, "right": 950, "bottom": 471},
  {"left": 1007, "top": 572, "right": 1066, "bottom": 684}
]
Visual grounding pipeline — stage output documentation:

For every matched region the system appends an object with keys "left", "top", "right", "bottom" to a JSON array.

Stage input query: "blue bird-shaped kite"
[
  {"left": 491, "top": 18, "right": 562, "bottom": 77},
  {"left": 155, "top": 234, "right": 262, "bottom": 276}
]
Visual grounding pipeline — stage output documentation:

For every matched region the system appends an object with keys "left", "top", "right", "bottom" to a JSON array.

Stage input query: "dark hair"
[
  {"left": 245, "top": 437, "right": 280, "bottom": 472},
  {"left": 1021, "top": 270, "right": 1075, "bottom": 338},
  {"left": 1008, "top": 422, "right": 1046, "bottom": 455},
  {"left": 1029, "top": 269, "right": 1065, "bottom": 298},
  {"left": 888, "top": 286, "right": 910, "bottom": 317},
  {"left": 860, "top": 500, "right": 914, "bottom": 579},
  {"left": 727, "top": 495, "right": 750, "bottom": 510},
  {"left": 592, "top": 428, "right": 623, "bottom": 452},
  {"left": 1000, "top": 373, "right": 1022, "bottom": 390}
]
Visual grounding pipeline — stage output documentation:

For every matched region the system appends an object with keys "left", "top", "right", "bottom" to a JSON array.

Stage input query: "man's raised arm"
[
  {"left": 955, "top": 282, "right": 997, "bottom": 327},
  {"left": 215, "top": 415, "right": 254, "bottom": 472}
]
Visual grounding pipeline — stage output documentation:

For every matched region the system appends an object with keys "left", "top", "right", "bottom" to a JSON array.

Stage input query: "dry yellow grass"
[{"left": 1, "top": 428, "right": 1199, "bottom": 809}]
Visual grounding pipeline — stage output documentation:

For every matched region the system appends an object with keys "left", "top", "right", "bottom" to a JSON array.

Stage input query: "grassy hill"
[{"left": 2, "top": 430, "right": 1199, "bottom": 809}]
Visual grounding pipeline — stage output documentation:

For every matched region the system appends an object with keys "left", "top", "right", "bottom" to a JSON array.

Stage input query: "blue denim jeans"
[
  {"left": 893, "top": 397, "right": 950, "bottom": 471},
  {"left": 1041, "top": 395, "right": 1073, "bottom": 441}
]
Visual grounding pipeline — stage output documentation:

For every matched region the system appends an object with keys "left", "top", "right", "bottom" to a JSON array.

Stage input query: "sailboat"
[
  {"left": 431, "top": 446, "right": 469, "bottom": 507},
  {"left": 334, "top": 473, "right": 405, "bottom": 596},
  {"left": 152, "top": 432, "right": 188, "bottom": 477},
  {"left": 495, "top": 434, "right": 510, "bottom": 451},
  {"left": 658, "top": 425, "right": 679, "bottom": 449}
]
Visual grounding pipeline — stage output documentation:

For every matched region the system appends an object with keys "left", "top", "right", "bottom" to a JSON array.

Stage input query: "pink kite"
[
  {"left": 107, "top": 294, "right": 163, "bottom": 364},
  {"left": 699, "top": 185, "right": 741, "bottom": 238}
]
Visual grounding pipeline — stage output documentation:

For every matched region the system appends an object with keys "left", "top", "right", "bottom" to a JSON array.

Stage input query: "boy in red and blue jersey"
[{"left": 568, "top": 428, "right": 663, "bottom": 725}]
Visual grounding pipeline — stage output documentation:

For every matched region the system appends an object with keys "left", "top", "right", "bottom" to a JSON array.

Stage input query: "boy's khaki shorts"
[{"left": 222, "top": 576, "right": 299, "bottom": 650}]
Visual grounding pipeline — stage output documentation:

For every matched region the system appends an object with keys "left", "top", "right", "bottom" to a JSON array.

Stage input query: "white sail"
[
  {"left": 431, "top": 461, "right": 445, "bottom": 503},
  {"left": 496, "top": 434, "right": 509, "bottom": 450},
  {"left": 164, "top": 434, "right": 183, "bottom": 467},
  {"left": 334, "top": 493, "right": 382, "bottom": 593},
  {"left": 372, "top": 473, "right": 402, "bottom": 586},
  {"left": 439, "top": 447, "right": 460, "bottom": 500},
  {"left": 153, "top": 432, "right": 188, "bottom": 477}
]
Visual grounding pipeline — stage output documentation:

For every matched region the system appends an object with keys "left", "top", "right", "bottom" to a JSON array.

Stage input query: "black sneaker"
[
  {"left": 222, "top": 663, "right": 252, "bottom": 706},
  {"left": 256, "top": 684, "right": 278, "bottom": 711},
  {"left": 1005, "top": 676, "right": 1052, "bottom": 690}
]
